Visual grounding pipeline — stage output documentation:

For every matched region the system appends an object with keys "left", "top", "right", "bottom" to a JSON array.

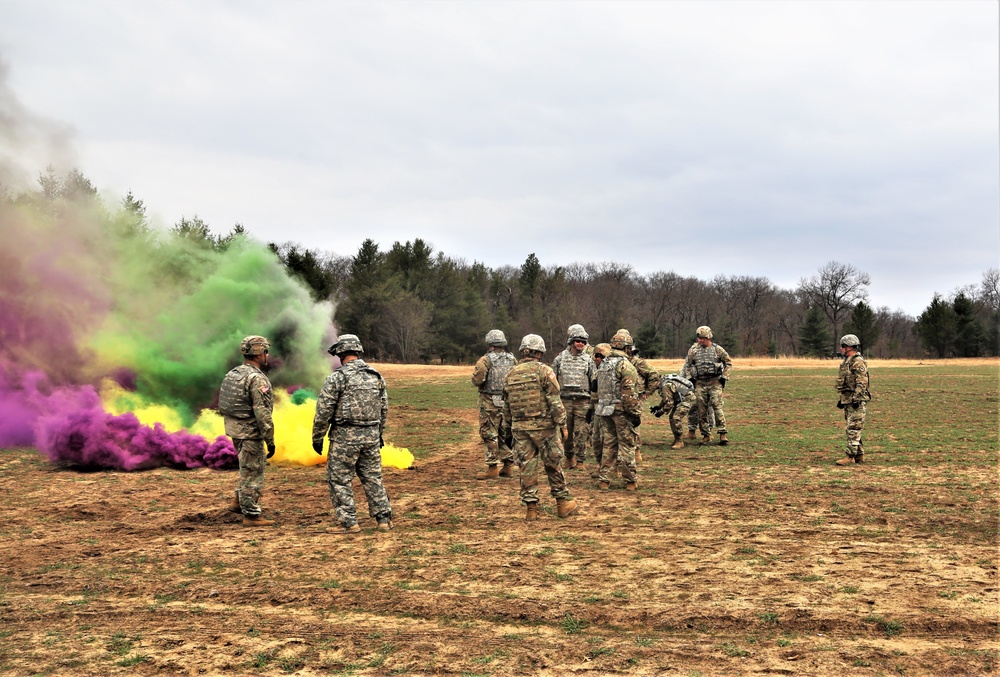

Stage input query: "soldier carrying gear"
[
  {"left": 519, "top": 333, "right": 546, "bottom": 355},
  {"left": 567, "top": 324, "right": 589, "bottom": 344},
  {"left": 610, "top": 329, "right": 633, "bottom": 350},
  {"left": 472, "top": 329, "right": 517, "bottom": 479},
  {"left": 220, "top": 335, "right": 276, "bottom": 527},
  {"left": 683, "top": 325, "right": 733, "bottom": 446},
  {"left": 651, "top": 373, "right": 697, "bottom": 449},
  {"left": 553, "top": 324, "right": 596, "bottom": 471},
  {"left": 328, "top": 334, "right": 364, "bottom": 356},
  {"left": 835, "top": 334, "right": 871, "bottom": 466},
  {"left": 696, "top": 326, "right": 713, "bottom": 340},
  {"left": 594, "top": 336, "right": 642, "bottom": 491}
]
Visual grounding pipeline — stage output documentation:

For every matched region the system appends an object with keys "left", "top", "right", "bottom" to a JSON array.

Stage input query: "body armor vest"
[
  {"left": 483, "top": 351, "right": 516, "bottom": 396},
  {"left": 595, "top": 355, "right": 625, "bottom": 416},
  {"left": 665, "top": 373, "right": 694, "bottom": 398},
  {"left": 218, "top": 365, "right": 257, "bottom": 419},
  {"left": 691, "top": 346, "right": 723, "bottom": 380},
  {"left": 335, "top": 362, "right": 384, "bottom": 426},
  {"left": 556, "top": 350, "right": 591, "bottom": 397},
  {"left": 505, "top": 362, "right": 549, "bottom": 420},
  {"left": 836, "top": 354, "right": 871, "bottom": 399}
]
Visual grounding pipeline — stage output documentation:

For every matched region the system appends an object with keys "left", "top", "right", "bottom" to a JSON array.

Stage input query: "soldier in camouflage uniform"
[
  {"left": 218, "top": 335, "right": 276, "bottom": 527},
  {"left": 683, "top": 326, "right": 733, "bottom": 445},
  {"left": 588, "top": 343, "right": 611, "bottom": 479},
  {"left": 551, "top": 324, "right": 595, "bottom": 471},
  {"left": 471, "top": 330, "right": 517, "bottom": 480},
  {"left": 617, "top": 330, "right": 660, "bottom": 464},
  {"left": 312, "top": 334, "right": 393, "bottom": 534},
  {"left": 681, "top": 344, "right": 715, "bottom": 440},
  {"left": 502, "top": 334, "right": 578, "bottom": 521},
  {"left": 651, "top": 372, "right": 697, "bottom": 449},
  {"left": 835, "top": 334, "right": 872, "bottom": 466},
  {"left": 595, "top": 331, "right": 642, "bottom": 490}
]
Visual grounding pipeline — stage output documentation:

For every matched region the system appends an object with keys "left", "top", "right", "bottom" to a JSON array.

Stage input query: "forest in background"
[{"left": 7, "top": 167, "right": 999, "bottom": 364}]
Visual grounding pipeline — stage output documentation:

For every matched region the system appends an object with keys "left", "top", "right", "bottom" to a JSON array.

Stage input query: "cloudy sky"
[{"left": 1, "top": 0, "right": 997, "bottom": 316}]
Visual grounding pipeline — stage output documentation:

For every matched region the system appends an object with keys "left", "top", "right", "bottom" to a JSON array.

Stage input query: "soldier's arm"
[
  {"left": 247, "top": 374, "right": 275, "bottom": 444},
  {"left": 718, "top": 346, "right": 733, "bottom": 380},
  {"left": 471, "top": 356, "right": 489, "bottom": 387},
  {"left": 543, "top": 369, "right": 568, "bottom": 427},
  {"left": 379, "top": 377, "right": 389, "bottom": 431},
  {"left": 619, "top": 363, "right": 642, "bottom": 416},
  {"left": 645, "top": 363, "right": 663, "bottom": 396},
  {"left": 851, "top": 360, "right": 869, "bottom": 402},
  {"left": 312, "top": 373, "right": 341, "bottom": 444}
]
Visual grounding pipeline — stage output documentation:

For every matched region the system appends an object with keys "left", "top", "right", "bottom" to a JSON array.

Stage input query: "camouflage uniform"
[
  {"left": 836, "top": 352, "right": 871, "bottom": 460},
  {"left": 502, "top": 359, "right": 572, "bottom": 506},
  {"left": 657, "top": 374, "right": 697, "bottom": 439},
  {"left": 218, "top": 363, "right": 274, "bottom": 516},
  {"left": 552, "top": 347, "right": 595, "bottom": 465},
  {"left": 471, "top": 349, "right": 516, "bottom": 467},
  {"left": 312, "top": 358, "right": 392, "bottom": 529},
  {"left": 594, "top": 349, "right": 642, "bottom": 485},
  {"left": 681, "top": 348, "right": 715, "bottom": 434},
  {"left": 683, "top": 342, "right": 733, "bottom": 438},
  {"left": 629, "top": 354, "right": 662, "bottom": 403}
]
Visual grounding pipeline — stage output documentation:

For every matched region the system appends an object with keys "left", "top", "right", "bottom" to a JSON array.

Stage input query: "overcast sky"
[{"left": 1, "top": 0, "right": 997, "bottom": 316}]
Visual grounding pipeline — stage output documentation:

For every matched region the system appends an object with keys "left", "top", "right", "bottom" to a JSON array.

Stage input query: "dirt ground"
[{"left": 0, "top": 361, "right": 997, "bottom": 675}]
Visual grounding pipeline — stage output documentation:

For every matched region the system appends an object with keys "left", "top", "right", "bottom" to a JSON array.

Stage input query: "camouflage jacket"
[
  {"left": 629, "top": 355, "right": 662, "bottom": 400},
  {"left": 502, "top": 359, "right": 567, "bottom": 432},
  {"left": 471, "top": 349, "right": 516, "bottom": 396},
  {"left": 551, "top": 348, "right": 596, "bottom": 399},
  {"left": 594, "top": 349, "right": 641, "bottom": 417},
  {"left": 683, "top": 343, "right": 733, "bottom": 382},
  {"left": 218, "top": 363, "right": 274, "bottom": 442},
  {"left": 836, "top": 353, "right": 871, "bottom": 404},
  {"left": 312, "top": 358, "right": 388, "bottom": 445}
]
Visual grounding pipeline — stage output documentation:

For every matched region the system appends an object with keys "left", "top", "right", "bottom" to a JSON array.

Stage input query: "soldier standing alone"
[
  {"left": 683, "top": 326, "right": 733, "bottom": 445},
  {"left": 312, "top": 334, "right": 393, "bottom": 534},
  {"left": 219, "top": 335, "right": 276, "bottom": 527},
  {"left": 471, "top": 330, "right": 517, "bottom": 479},
  {"left": 835, "top": 334, "right": 872, "bottom": 465},
  {"left": 551, "top": 324, "right": 596, "bottom": 471}
]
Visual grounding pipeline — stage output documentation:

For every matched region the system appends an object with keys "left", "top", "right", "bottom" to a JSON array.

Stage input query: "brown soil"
[{"left": 0, "top": 361, "right": 996, "bottom": 675}]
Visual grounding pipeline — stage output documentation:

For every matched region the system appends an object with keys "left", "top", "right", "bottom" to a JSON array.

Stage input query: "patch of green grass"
[
  {"left": 721, "top": 642, "right": 750, "bottom": 657},
  {"left": 117, "top": 654, "right": 150, "bottom": 667},
  {"left": 866, "top": 614, "right": 905, "bottom": 637},
  {"left": 561, "top": 614, "right": 588, "bottom": 634}
]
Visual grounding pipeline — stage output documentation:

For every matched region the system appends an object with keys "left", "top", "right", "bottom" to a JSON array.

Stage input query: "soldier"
[
  {"left": 835, "top": 334, "right": 872, "bottom": 466},
  {"left": 219, "top": 335, "right": 276, "bottom": 527},
  {"left": 312, "top": 334, "right": 393, "bottom": 534},
  {"left": 588, "top": 343, "right": 611, "bottom": 479},
  {"left": 681, "top": 347, "right": 715, "bottom": 440},
  {"left": 594, "top": 330, "right": 642, "bottom": 491},
  {"left": 618, "top": 331, "right": 661, "bottom": 464},
  {"left": 470, "top": 329, "right": 517, "bottom": 479},
  {"left": 683, "top": 326, "right": 733, "bottom": 445},
  {"left": 651, "top": 372, "right": 697, "bottom": 449},
  {"left": 551, "top": 324, "right": 596, "bottom": 471},
  {"left": 502, "top": 334, "right": 578, "bottom": 520}
]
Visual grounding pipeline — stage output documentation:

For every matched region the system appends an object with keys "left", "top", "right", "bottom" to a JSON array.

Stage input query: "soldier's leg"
[
  {"left": 590, "top": 418, "right": 604, "bottom": 477},
  {"left": 845, "top": 402, "right": 866, "bottom": 458},
  {"left": 614, "top": 416, "right": 639, "bottom": 484},
  {"left": 597, "top": 416, "right": 620, "bottom": 484},
  {"left": 479, "top": 404, "right": 503, "bottom": 466},
  {"left": 710, "top": 384, "right": 727, "bottom": 434},
  {"left": 695, "top": 385, "right": 712, "bottom": 438},
  {"left": 327, "top": 432, "right": 362, "bottom": 528},
  {"left": 562, "top": 399, "right": 576, "bottom": 465},
  {"left": 537, "top": 429, "right": 571, "bottom": 500},
  {"left": 517, "top": 432, "right": 542, "bottom": 506},
  {"left": 356, "top": 434, "right": 392, "bottom": 522},
  {"left": 571, "top": 399, "right": 592, "bottom": 463},
  {"left": 670, "top": 399, "right": 692, "bottom": 439},
  {"left": 236, "top": 439, "right": 266, "bottom": 516}
]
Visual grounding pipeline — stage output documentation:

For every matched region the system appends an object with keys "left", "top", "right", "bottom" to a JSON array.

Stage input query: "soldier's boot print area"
[
  {"left": 556, "top": 498, "right": 578, "bottom": 518},
  {"left": 499, "top": 461, "right": 515, "bottom": 478},
  {"left": 242, "top": 514, "right": 274, "bottom": 527},
  {"left": 671, "top": 435, "right": 684, "bottom": 449},
  {"left": 718, "top": 432, "right": 729, "bottom": 446},
  {"left": 525, "top": 502, "right": 540, "bottom": 521},
  {"left": 835, "top": 456, "right": 854, "bottom": 466},
  {"left": 228, "top": 494, "right": 242, "bottom": 514},
  {"left": 475, "top": 464, "right": 501, "bottom": 480}
]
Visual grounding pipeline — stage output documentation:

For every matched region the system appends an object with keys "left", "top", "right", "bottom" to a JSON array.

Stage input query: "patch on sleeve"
[{"left": 259, "top": 385, "right": 271, "bottom": 394}]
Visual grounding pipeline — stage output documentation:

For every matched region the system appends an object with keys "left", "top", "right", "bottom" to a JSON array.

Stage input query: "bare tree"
[
  {"left": 381, "top": 293, "right": 431, "bottom": 363},
  {"left": 799, "top": 261, "right": 871, "bottom": 354},
  {"left": 980, "top": 268, "right": 1000, "bottom": 313}
]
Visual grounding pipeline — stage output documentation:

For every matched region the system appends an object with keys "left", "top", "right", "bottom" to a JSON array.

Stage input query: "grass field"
[{"left": 0, "top": 358, "right": 997, "bottom": 675}]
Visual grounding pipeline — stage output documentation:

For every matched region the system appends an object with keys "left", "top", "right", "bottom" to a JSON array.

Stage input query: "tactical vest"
[
  {"left": 664, "top": 373, "right": 694, "bottom": 398},
  {"left": 483, "top": 351, "right": 516, "bottom": 396},
  {"left": 335, "top": 362, "right": 385, "bottom": 426},
  {"left": 595, "top": 355, "right": 625, "bottom": 416},
  {"left": 505, "top": 362, "right": 549, "bottom": 420},
  {"left": 836, "top": 354, "right": 871, "bottom": 400},
  {"left": 218, "top": 365, "right": 256, "bottom": 419},
  {"left": 691, "top": 346, "right": 723, "bottom": 380},
  {"left": 556, "top": 350, "right": 592, "bottom": 397}
]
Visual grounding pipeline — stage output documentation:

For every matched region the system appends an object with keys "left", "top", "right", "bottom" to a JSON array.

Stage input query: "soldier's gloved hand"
[
  {"left": 836, "top": 401, "right": 845, "bottom": 409},
  {"left": 585, "top": 408, "right": 594, "bottom": 424},
  {"left": 312, "top": 440, "right": 324, "bottom": 455},
  {"left": 626, "top": 412, "right": 641, "bottom": 428},
  {"left": 719, "top": 377, "right": 727, "bottom": 389},
  {"left": 379, "top": 435, "right": 385, "bottom": 449},
  {"left": 266, "top": 441, "right": 276, "bottom": 458},
  {"left": 851, "top": 402, "right": 860, "bottom": 410},
  {"left": 560, "top": 426, "right": 569, "bottom": 443}
]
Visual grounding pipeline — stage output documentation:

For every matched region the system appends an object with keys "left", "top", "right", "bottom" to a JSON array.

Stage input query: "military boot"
[
  {"left": 376, "top": 518, "right": 393, "bottom": 531},
  {"left": 499, "top": 461, "right": 515, "bottom": 478},
  {"left": 341, "top": 524, "right": 362, "bottom": 534},
  {"left": 598, "top": 481, "right": 611, "bottom": 490},
  {"left": 635, "top": 449, "right": 642, "bottom": 464},
  {"left": 700, "top": 435, "right": 712, "bottom": 446},
  {"left": 671, "top": 435, "right": 684, "bottom": 450},
  {"left": 854, "top": 453, "right": 864, "bottom": 464},
  {"left": 556, "top": 497, "right": 578, "bottom": 518},
  {"left": 475, "top": 465, "right": 501, "bottom": 480},
  {"left": 625, "top": 482, "right": 637, "bottom": 492},
  {"left": 835, "top": 456, "right": 854, "bottom": 466},
  {"left": 242, "top": 514, "right": 274, "bottom": 527},
  {"left": 718, "top": 433, "right": 729, "bottom": 446},
  {"left": 228, "top": 494, "right": 242, "bottom": 514},
  {"left": 686, "top": 430, "right": 697, "bottom": 440},
  {"left": 525, "top": 502, "right": 539, "bottom": 521}
]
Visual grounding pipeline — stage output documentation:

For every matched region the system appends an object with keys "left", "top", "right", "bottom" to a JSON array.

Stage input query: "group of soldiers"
[
  {"left": 218, "top": 333, "right": 392, "bottom": 532},
  {"left": 473, "top": 324, "right": 871, "bottom": 520}
]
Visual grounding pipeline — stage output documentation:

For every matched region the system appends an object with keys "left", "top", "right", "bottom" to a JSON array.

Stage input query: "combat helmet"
[
  {"left": 593, "top": 343, "right": 612, "bottom": 358},
  {"left": 328, "top": 333, "right": 364, "bottom": 356},
  {"left": 485, "top": 329, "right": 508, "bottom": 347},
  {"left": 696, "top": 325, "right": 713, "bottom": 340},
  {"left": 610, "top": 329, "right": 633, "bottom": 350},
  {"left": 240, "top": 335, "right": 271, "bottom": 356},
  {"left": 566, "top": 324, "right": 589, "bottom": 344},
  {"left": 840, "top": 334, "right": 861, "bottom": 348},
  {"left": 519, "top": 334, "right": 546, "bottom": 354}
]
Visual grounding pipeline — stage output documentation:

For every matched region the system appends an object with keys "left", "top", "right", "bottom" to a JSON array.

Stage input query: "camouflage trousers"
[
  {"left": 326, "top": 426, "right": 392, "bottom": 528},
  {"left": 234, "top": 438, "right": 265, "bottom": 516},
  {"left": 591, "top": 416, "right": 605, "bottom": 468},
  {"left": 668, "top": 394, "right": 697, "bottom": 438},
  {"left": 597, "top": 414, "right": 639, "bottom": 483},
  {"left": 514, "top": 427, "right": 571, "bottom": 504},
  {"left": 687, "top": 401, "right": 715, "bottom": 432},
  {"left": 561, "top": 397, "right": 592, "bottom": 463},
  {"left": 694, "top": 381, "right": 727, "bottom": 435},
  {"left": 844, "top": 402, "right": 866, "bottom": 457},
  {"left": 478, "top": 394, "right": 514, "bottom": 466}
]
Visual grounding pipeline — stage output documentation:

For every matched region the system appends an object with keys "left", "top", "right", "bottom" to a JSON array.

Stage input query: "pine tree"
[
  {"left": 843, "top": 301, "right": 881, "bottom": 351},
  {"left": 798, "top": 305, "right": 831, "bottom": 357},
  {"left": 915, "top": 294, "right": 957, "bottom": 357}
]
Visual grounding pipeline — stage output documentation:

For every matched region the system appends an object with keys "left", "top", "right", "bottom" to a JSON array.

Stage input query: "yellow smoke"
[{"left": 99, "top": 380, "right": 413, "bottom": 469}]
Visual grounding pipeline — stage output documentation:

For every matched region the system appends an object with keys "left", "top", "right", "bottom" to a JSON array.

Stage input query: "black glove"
[
  {"left": 266, "top": 441, "right": 276, "bottom": 458},
  {"left": 312, "top": 440, "right": 324, "bottom": 455},
  {"left": 500, "top": 426, "right": 513, "bottom": 450},
  {"left": 719, "top": 377, "right": 727, "bottom": 389},
  {"left": 851, "top": 402, "right": 860, "bottom": 410},
  {"left": 836, "top": 401, "right": 845, "bottom": 409},
  {"left": 650, "top": 405, "right": 665, "bottom": 418},
  {"left": 379, "top": 435, "right": 385, "bottom": 448},
  {"left": 626, "top": 412, "right": 641, "bottom": 428},
  {"left": 585, "top": 408, "right": 594, "bottom": 424}
]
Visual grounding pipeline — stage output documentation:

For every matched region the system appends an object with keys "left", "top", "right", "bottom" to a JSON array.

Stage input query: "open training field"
[{"left": 1, "top": 358, "right": 997, "bottom": 676}]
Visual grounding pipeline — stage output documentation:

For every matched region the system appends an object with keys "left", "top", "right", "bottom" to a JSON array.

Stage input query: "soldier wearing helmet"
[
  {"left": 312, "top": 333, "right": 393, "bottom": 533},
  {"left": 470, "top": 329, "right": 517, "bottom": 479},
  {"left": 835, "top": 334, "right": 871, "bottom": 466},
  {"left": 682, "top": 325, "right": 733, "bottom": 446},
  {"left": 588, "top": 343, "right": 612, "bottom": 478},
  {"left": 218, "top": 335, "right": 276, "bottom": 526},
  {"left": 501, "top": 334, "right": 578, "bottom": 520},
  {"left": 551, "top": 324, "right": 596, "bottom": 471},
  {"left": 594, "top": 331, "right": 642, "bottom": 491}
]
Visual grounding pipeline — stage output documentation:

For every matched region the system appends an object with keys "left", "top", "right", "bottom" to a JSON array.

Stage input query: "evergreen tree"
[
  {"left": 798, "top": 305, "right": 831, "bottom": 357},
  {"left": 915, "top": 294, "right": 956, "bottom": 357},
  {"left": 843, "top": 301, "right": 882, "bottom": 351},
  {"left": 953, "top": 293, "right": 985, "bottom": 357}
]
